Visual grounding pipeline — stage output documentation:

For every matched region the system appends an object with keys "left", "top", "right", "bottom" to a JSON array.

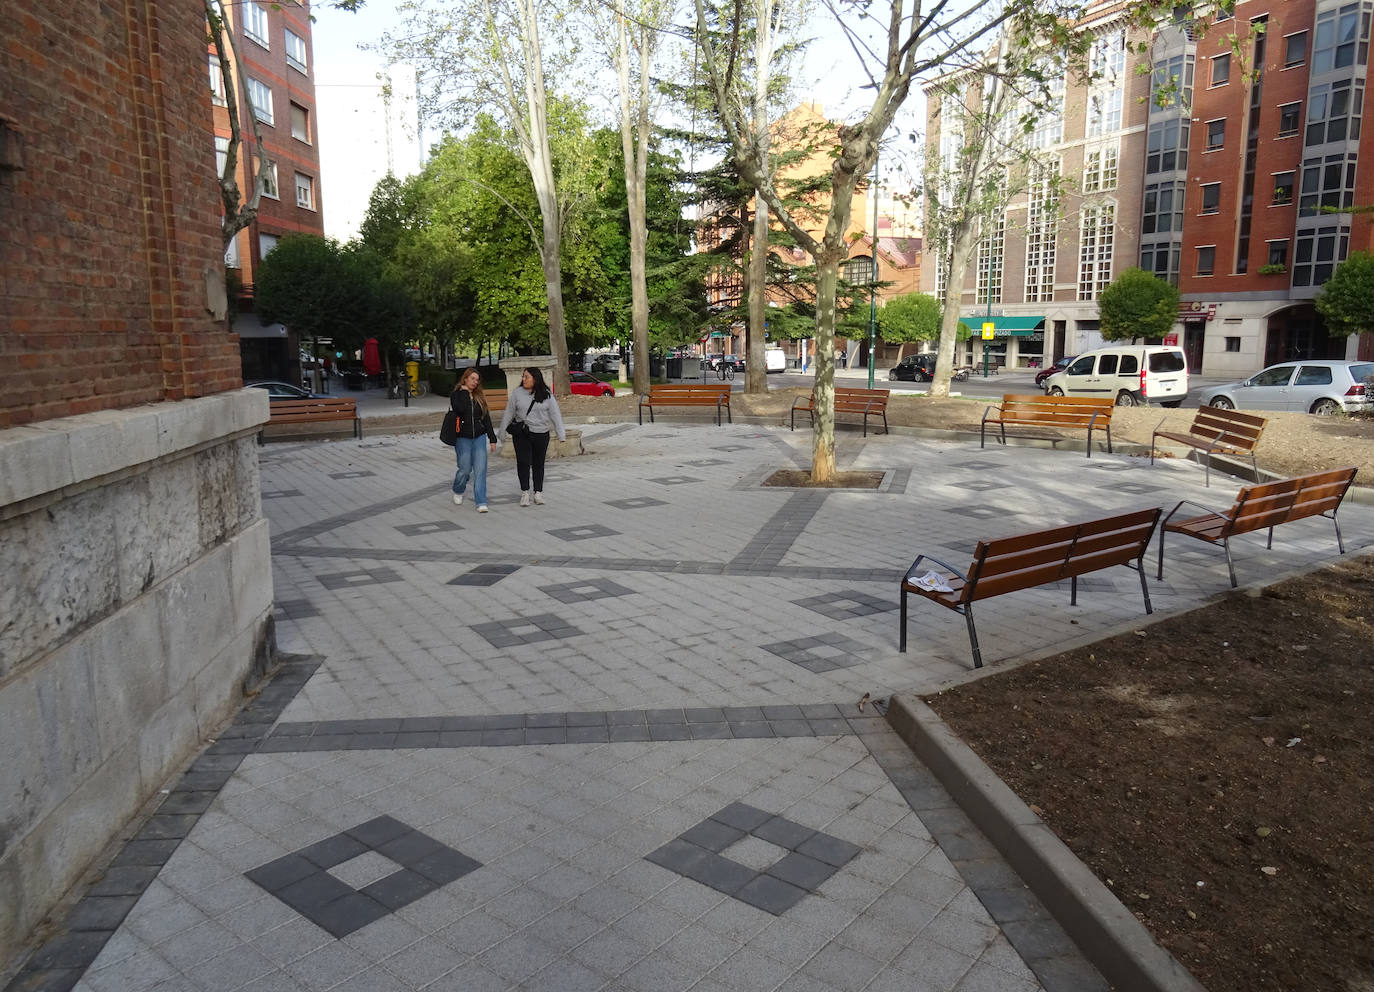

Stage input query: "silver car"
[{"left": 1204, "top": 360, "right": 1374, "bottom": 415}]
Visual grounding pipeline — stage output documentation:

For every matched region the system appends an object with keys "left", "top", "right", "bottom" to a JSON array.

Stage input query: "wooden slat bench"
[
  {"left": 1156, "top": 466, "right": 1358, "bottom": 587},
  {"left": 900, "top": 507, "right": 1162, "bottom": 669},
  {"left": 639, "top": 384, "right": 732, "bottom": 425},
  {"left": 260, "top": 397, "right": 360, "bottom": 443},
  {"left": 981, "top": 394, "right": 1114, "bottom": 458},
  {"left": 791, "top": 387, "right": 890, "bottom": 437},
  {"left": 1151, "top": 406, "right": 1267, "bottom": 487}
]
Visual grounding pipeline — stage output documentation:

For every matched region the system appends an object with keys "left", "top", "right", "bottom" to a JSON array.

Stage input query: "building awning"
[
  {"left": 233, "top": 316, "right": 288, "bottom": 339},
  {"left": 957, "top": 315, "right": 1045, "bottom": 337}
]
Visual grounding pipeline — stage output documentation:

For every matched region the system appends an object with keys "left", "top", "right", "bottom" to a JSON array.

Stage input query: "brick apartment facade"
[
  {"left": 211, "top": 0, "right": 327, "bottom": 380},
  {"left": 1166, "top": 0, "right": 1374, "bottom": 377},
  {"left": 922, "top": 3, "right": 1152, "bottom": 371}
]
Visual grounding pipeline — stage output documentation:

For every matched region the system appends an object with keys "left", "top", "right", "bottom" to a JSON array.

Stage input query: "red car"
[
  {"left": 1035, "top": 356, "right": 1076, "bottom": 387},
  {"left": 569, "top": 371, "right": 615, "bottom": 397}
]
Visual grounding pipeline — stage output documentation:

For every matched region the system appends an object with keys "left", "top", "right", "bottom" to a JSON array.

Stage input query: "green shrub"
[{"left": 427, "top": 369, "right": 458, "bottom": 395}]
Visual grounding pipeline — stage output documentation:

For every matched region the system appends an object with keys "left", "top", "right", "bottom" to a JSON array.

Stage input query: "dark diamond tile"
[
  {"left": 545, "top": 524, "right": 621, "bottom": 543},
  {"left": 410, "top": 849, "right": 482, "bottom": 886},
  {"left": 685, "top": 852, "right": 757, "bottom": 895},
  {"left": 346, "top": 816, "right": 411, "bottom": 848},
  {"left": 764, "top": 853, "right": 837, "bottom": 892},
  {"left": 962, "top": 505, "right": 1015, "bottom": 521},
  {"left": 448, "top": 571, "right": 510, "bottom": 587},
  {"left": 735, "top": 874, "right": 809, "bottom": 915},
  {"left": 753, "top": 817, "right": 816, "bottom": 851},
  {"left": 378, "top": 831, "right": 446, "bottom": 866},
  {"left": 276, "top": 871, "right": 355, "bottom": 912},
  {"left": 246, "top": 854, "right": 317, "bottom": 892},
  {"left": 361, "top": 869, "right": 437, "bottom": 910},
  {"left": 646, "top": 839, "right": 711, "bottom": 875},
  {"left": 796, "top": 833, "right": 862, "bottom": 868},
  {"left": 317, "top": 568, "right": 402, "bottom": 590},
  {"left": 792, "top": 590, "right": 895, "bottom": 620},
  {"left": 299, "top": 833, "right": 369, "bottom": 869},
  {"left": 711, "top": 803, "right": 773, "bottom": 832},
  {"left": 646, "top": 476, "right": 703, "bottom": 486},
  {"left": 951, "top": 479, "right": 1011, "bottom": 493},
  {"left": 680, "top": 819, "right": 745, "bottom": 854},
  {"left": 604, "top": 496, "right": 668, "bottom": 510},
  {"left": 308, "top": 893, "right": 392, "bottom": 939},
  {"left": 539, "top": 577, "right": 636, "bottom": 604}
]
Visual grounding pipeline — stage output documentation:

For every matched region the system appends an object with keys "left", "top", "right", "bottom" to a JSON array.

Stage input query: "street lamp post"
[{"left": 867, "top": 148, "right": 878, "bottom": 390}]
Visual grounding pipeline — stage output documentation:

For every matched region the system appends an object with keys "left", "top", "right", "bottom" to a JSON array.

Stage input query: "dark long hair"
[{"left": 524, "top": 367, "right": 551, "bottom": 403}]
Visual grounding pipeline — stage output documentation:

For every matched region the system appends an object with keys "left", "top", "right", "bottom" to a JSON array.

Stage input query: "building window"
[
  {"left": 1146, "top": 119, "right": 1190, "bottom": 174},
  {"left": 1087, "top": 88, "right": 1124, "bottom": 137},
  {"left": 1272, "top": 171, "right": 1295, "bottom": 204},
  {"left": 1225, "top": 336, "right": 1241, "bottom": 351},
  {"left": 1151, "top": 54, "right": 1194, "bottom": 109},
  {"left": 1210, "top": 53, "right": 1231, "bottom": 86},
  {"left": 842, "top": 256, "right": 875, "bottom": 284},
  {"left": 1083, "top": 144, "right": 1119, "bottom": 192},
  {"left": 1206, "top": 119, "right": 1225, "bottom": 150},
  {"left": 246, "top": 77, "right": 274, "bottom": 126},
  {"left": 1284, "top": 31, "right": 1307, "bottom": 67},
  {"left": 290, "top": 103, "right": 311, "bottom": 143},
  {"left": 1196, "top": 245, "right": 1216, "bottom": 276},
  {"left": 1201, "top": 182, "right": 1221, "bottom": 213},
  {"left": 209, "top": 56, "right": 226, "bottom": 106},
  {"left": 1025, "top": 160, "right": 1059, "bottom": 303},
  {"left": 245, "top": 3, "right": 271, "bottom": 47},
  {"left": 1140, "top": 242, "right": 1181, "bottom": 285},
  {"left": 1299, "top": 152, "right": 1358, "bottom": 215},
  {"left": 259, "top": 161, "right": 279, "bottom": 199},
  {"left": 1305, "top": 79, "right": 1365, "bottom": 147},
  {"left": 1312, "top": 2, "right": 1364, "bottom": 74},
  {"left": 214, "top": 136, "right": 228, "bottom": 178},
  {"left": 1078, "top": 202, "right": 1115, "bottom": 300},
  {"left": 1143, "top": 181, "right": 1186, "bottom": 234},
  {"left": 225, "top": 234, "right": 241, "bottom": 269},
  {"left": 1267, "top": 240, "right": 1289, "bottom": 265},
  {"left": 259, "top": 233, "right": 278, "bottom": 258},
  {"left": 286, "top": 29, "right": 308, "bottom": 73},
  {"left": 1293, "top": 223, "right": 1350, "bottom": 286},
  {"left": 295, "top": 172, "right": 315, "bottom": 209},
  {"left": 976, "top": 216, "right": 1005, "bottom": 306},
  {"left": 1087, "top": 30, "right": 1126, "bottom": 137},
  {"left": 1278, "top": 103, "right": 1301, "bottom": 137}
]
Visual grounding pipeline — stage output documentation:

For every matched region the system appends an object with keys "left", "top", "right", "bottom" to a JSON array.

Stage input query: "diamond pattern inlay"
[
  {"left": 396, "top": 520, "right": 463, "bottom": 536},
  {"left": 538, "top": 577, "right": 636, "bottom": 604},
  {"left": 605, "top": 496, "right": 668, "bottom": 510},
  {"left": 471, "top": 613, "right": 583, "bottom": 648},
  {"left": 792, "top": 590, "right": 895, "bottom": 620},
  {"left": 546, "top": 523, "right": 620, "bottom": 542},
  {"left": 759, "top": 632, "right": 873, "bottom": 674},
  {"left": 645, "top": 802, "right": 859, "bottom": 915},
  {"left": 245, "top": 816, "right": 480, "bottom": 937}
]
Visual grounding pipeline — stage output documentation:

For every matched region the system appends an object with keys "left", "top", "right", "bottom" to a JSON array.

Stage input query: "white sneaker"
[
  {"left": 533, "top": 491, "right": 545, "bottom": 505},
  {"left": 519, "top": 491, "right": 531, "bottom": 507},
  {"left": 452, "top": 493, "right": 463, "bottom": 505},
  {"left": 477, "top": 504, "right": 489, "bottom": 513}
]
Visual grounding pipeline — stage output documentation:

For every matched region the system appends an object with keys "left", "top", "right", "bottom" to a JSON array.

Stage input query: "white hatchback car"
[{"left": 1204, "top": 360, "right": 1374, "bottom": 415}]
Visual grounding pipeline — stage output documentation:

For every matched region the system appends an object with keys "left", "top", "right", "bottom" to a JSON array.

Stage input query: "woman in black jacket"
[{"left": 449, "top": 368, "right": 498, "bottom": 512}]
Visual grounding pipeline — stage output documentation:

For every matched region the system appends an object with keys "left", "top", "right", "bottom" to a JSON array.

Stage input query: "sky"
[{"left": 309, "top": 0, "right": 926, "bottom": 239}]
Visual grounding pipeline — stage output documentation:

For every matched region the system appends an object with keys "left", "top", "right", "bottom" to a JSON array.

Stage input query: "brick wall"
[{"left": 0, "top": 2, "right": 242, "bottom": 430}]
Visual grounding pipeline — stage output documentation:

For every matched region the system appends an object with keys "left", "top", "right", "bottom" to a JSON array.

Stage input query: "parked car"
[
  {"left": 1035, "top": 355, "right": 1076, "bottom": 387},
  {"left": 1041, "top": 345, "right": 1189, "bottom": 407},
  {"left": 589, "top": 353, "right": 620, "bottom": 375},
  {"left": 722, "top": 354, "right": 745, "bottom": 371},
  {"left": 888, "top": 353, "right": 939, "bottom": 382},
  {"left": 568, "top": 371, "right": 616, "bottom": 397},
  {"left": 765, "top": 348, "right": 786, "bottom": 373},
  {"left": 1203, "top": 360, "right": 1374, "bottom": 415},
  {"left": 246, "top": 380, "right": 326, "bottom": 399}
]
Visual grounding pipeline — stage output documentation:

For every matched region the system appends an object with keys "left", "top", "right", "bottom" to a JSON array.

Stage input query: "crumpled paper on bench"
[{"left": 910, "top": 571, "right": 954, "bottom": 593}]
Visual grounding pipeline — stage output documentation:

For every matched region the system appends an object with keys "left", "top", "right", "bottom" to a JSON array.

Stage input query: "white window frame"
[
  {"left": 259, "top": 160, "right": 279, "bottom": 199},
  {"left": 1078, "top": 202, "right": 1115, "bottom": 301},
  {"left": 285, "top": 29, "right": 308, "bottom": 73},
  {"left": 1024, "top": 159, "right": 1059, "bottom": 303},
  {"left": 214, "top": 136, "right": 229, "bottom": 178},
  {"left": 290, "top": 103, "right": 310, "bottom": 144},
  {"left": 246, "top": 77, "right": 274, "bottom": 127},
  {"left": 1082, "top": 142, "right": 1119, "bottom": 193},
  {"left": 209, "top": 56, "right": 226, "bottom": 106},
  {"left": 259, "top": 233, "right": 279, "bottom": 259},
  {"left": 295, "top": 172, "right": 315, "bottom": 210},
  {"left": 245, "top": 3, "right": 271, "bottom": 48}
]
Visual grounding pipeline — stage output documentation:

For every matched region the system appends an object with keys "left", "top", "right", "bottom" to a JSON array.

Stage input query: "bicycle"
[
  {"left": 716, "top": 361, "right": 736, "bottom": 382},
  {"left": 389, "top": 375, "right": 430, "bottom": 400}
]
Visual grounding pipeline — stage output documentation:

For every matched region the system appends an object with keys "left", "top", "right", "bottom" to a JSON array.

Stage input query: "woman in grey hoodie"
[{"left": 498, "top": 367, "right": 566, "bottom": 506}]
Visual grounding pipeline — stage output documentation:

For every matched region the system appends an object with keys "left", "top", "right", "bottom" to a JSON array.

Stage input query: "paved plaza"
[{"left": 15, "top": 417, "right": 1372, "bottom": 992}]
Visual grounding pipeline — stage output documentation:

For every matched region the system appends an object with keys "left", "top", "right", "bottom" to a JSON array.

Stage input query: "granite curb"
[{"left": 884, "top": 695, "right": 1208, "bottom": 992}]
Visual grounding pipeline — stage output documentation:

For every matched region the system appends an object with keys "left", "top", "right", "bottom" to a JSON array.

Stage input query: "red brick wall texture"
[{"left": 0, "top": 3, "right": 242, "bottom": 430}]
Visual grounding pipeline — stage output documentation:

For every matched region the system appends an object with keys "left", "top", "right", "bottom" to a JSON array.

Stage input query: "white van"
[
  {"left": 764, "top": 348, "right": 786, "bottom": 373},
  {"left": 1042, "top": 345, "right": 1189, "bottom": 407}
]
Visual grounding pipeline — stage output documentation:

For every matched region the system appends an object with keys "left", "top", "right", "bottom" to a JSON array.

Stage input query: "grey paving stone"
[{"left": 360, "top": 869, "right": 436, "bottom": 910}]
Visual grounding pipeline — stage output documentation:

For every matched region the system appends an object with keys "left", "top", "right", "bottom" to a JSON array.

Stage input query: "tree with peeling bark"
[
  {"left": 694, "top": 0, "right": 1090, "bottom": 481},
  {"left": 383, "top": 0, "right": 582, "bottom": 396}
]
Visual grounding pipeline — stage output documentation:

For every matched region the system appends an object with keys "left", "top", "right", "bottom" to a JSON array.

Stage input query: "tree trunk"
[
  {"left": 810, "top": 249, "right": 842, "bottom": 482},
  {"left": 744, "top": 0, "right": 773, "bottom": 396},
  {"left": 617, "top": 14, "right": 652, "bottom": 396},
  {"left": 930, "top": 224, "right": 978, "bottom": 398}
]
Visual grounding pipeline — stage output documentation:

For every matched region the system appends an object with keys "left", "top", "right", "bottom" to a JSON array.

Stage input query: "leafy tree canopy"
[
  {"left": 1098, "top": 267, "right": 1181, "bottom": 342},
  {"left": 254, "top": 235, "right": 374, "bottom": 353},
  {"left": 877, "top": 292, "right": 942, "bottom": 344},
  {"left": 1316, "top": 250, "right": 1374, "bottom": 338}
]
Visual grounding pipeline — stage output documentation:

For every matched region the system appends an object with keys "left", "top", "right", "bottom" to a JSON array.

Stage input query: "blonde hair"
[{"left": 456, "top": 367, "right": 488, "bottom": 415}]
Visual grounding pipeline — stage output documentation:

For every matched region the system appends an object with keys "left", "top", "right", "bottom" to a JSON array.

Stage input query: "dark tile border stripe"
[{"left": 5, "top": 655, "right": 323, "bottom": 992}]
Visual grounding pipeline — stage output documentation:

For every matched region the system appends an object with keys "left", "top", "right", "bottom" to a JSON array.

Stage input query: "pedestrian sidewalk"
[{"left": 18, "top": 419, "right": 1371, "bottom": 992}]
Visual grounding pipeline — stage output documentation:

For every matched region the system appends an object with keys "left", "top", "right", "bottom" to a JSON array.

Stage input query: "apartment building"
[
  {"left": 1165, "top": 0, "right": 1374, "bottom": 376},
  {"left": 922, "top": 3, "right": 1152, "bottom": 371},
  {"left": 210, "top": 0, "right": 326, "bottom": 379}
]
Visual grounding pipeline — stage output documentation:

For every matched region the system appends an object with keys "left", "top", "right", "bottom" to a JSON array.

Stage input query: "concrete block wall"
[{"left": 0, "top": 390, "right": 272, "bottom": 971}]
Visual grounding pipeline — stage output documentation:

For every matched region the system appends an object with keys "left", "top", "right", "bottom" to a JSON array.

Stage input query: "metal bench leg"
[
  {"left": 1203, "top": 453, "right": 1212, "bottom": 488},
  {"left": 1137, "top": 561, "right": 1153, "bottom": 614},
  {"left": 1222, "top": 538, "right": 1237, "bottom": 587},
  {"left": 964, "top": 606, "right": 983, "bottom": 669},
  {"left": 899, "top": 588, "right": 907, "bottom": 653},
  {"left": 1070, "top": 574, "right": 1078, "bottom": 606},
  {"left": 1267, "top": 525, "right": 1274, "bottom": 550},
  {"left": 882, "top": 412, "right": 888, "bottom": 435},
  {"left": 1332, "top": 510, "right": 1346, "bottom": 554},
  {"left": 1105, "top": 426, "right": 1113, "bottom": 455},
  {"left": 1157, "top": 526, "right": 1167, "bottom": 580}
]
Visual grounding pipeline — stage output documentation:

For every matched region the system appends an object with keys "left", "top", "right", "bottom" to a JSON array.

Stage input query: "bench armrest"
[
  {"left": 1162, "top": 497, "right": 1225, "bottom": 527},
  {"left": 903, "top": 553, "right": 969, "bottom": 585},
  {"left": 980, "top": 403, "right": 1001, "bottom": 424}
]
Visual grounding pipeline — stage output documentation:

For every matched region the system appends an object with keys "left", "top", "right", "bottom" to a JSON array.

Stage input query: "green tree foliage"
[
  {"left": 1316, "top": 250, "right": 1374, "bottom": 337},
  {"left": 877, "top": 293, "right": 944, "bottom": 344},
  {"left": 1098, "top": 267, "right": 1181, "bottom": 342},
  {"left": 254, "top": 235, "right": 372, "bottom": 352}
]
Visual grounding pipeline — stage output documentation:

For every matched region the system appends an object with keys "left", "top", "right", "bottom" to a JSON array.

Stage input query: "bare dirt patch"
[{"left": 921, "top": 555, "right": 1374, "bottom": 992}]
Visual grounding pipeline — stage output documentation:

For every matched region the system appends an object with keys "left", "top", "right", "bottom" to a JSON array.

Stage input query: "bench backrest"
[
  {"left": 647, "top": 384, "right": 731, "bottom": 399},
  {"left": 1221, "top": 466, "right": 1358, "bottom": 537},
  {"left": 963, "top": 508, "right": 1161, "bottom": 604},
  {"left": 1186, "top": 406, "right": 1267, "bottom": 452},
  {"left": 834, "top": 387, "right": 890, "bottom": 401},
  {"left": 999, "top": 393, "right": 1114, "bottom": 428},
  {"left": 269, "top": 397, "right": 356, "bottom": 419}
]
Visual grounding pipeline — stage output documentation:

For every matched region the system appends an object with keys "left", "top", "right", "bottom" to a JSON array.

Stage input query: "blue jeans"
[{"left": 452, "top": 436, "right": 488, "bottom": 505}]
